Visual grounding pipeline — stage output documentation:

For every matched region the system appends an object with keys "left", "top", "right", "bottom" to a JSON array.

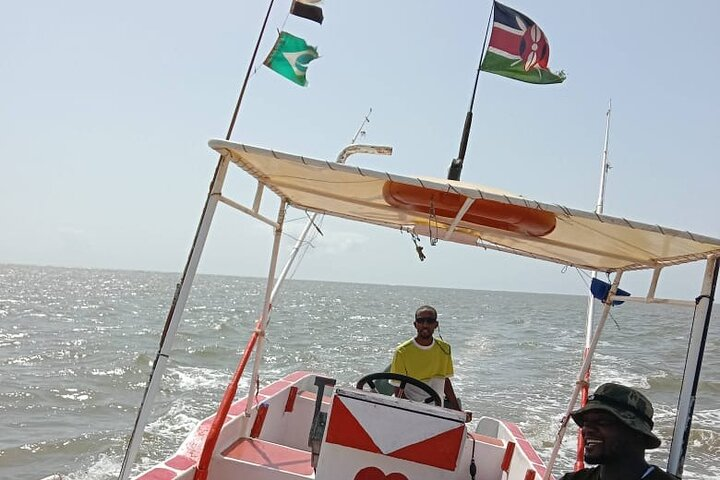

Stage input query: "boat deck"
[
  {"left": 223, "top": 438, "right": 314, "bottom": 477},
  {"left": 133, "top": 372, "right": 552, "bottom": 480}
]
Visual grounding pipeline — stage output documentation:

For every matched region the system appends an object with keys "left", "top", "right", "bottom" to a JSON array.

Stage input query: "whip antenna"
[{"left": 448, "top": 3, "right": 494, "bottom": 180}]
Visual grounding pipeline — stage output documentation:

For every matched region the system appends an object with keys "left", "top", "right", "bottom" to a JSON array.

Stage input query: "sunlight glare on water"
[{"left": 0, "top": 264, "right": 718, "bottom": 479}]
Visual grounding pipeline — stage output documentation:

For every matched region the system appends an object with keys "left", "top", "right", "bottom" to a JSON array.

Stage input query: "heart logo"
[{"left": 354, "top": 466, "right": 409, "bottom": 480}]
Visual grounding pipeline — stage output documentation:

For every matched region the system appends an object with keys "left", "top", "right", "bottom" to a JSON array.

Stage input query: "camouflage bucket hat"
[{"left": 570, "top": 383, "right": 661, "bottom": 449}]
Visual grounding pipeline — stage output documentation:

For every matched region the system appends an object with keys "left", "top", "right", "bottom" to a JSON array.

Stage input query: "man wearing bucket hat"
[{"left": 560, "top": 383, "right": 677, "bottom": 480}]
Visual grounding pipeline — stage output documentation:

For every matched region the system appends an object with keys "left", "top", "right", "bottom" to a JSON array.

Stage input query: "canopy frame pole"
[
  {"left": 620, "top": 296, "right": 695, "bottom": 308},
  {"left": 194, "top": 144, "right": 394, "bottom": 477},
  {"left": 241, "top": 144, "right": 393, "bottom": 419},
  {"left": 252, "top": 181, "right": 264, "bottom": 212},
  {"left": 192, "top": 200, "right": 288, "bottom": 480},
  {"left": 543, "top": 270, "right": 624, "bottom": 480},
  {"left": 264, "top": 144, "right": 392, "bottom": 309},
  {"left": 667, "top": 254, "right": 719, "bottom": 476},
  {"left": 118, "top": 156, "right": 230, "bottom": 480},
  {"left": 218, "top": 194, "right": 278, "bottom": 228},
  {"left": 243, "top": 200, "right": 288, "bottom": 418},
  {"left": 119, "top": 0, "right": 276, "bottom": 473},
  {"left": 647, "top": 267, "right": 662, "bottom": 300}
]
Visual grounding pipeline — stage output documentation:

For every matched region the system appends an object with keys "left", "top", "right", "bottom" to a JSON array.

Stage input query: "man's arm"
[
  {"left": 444, "top": 378, "right": 461, "bottom": 411},
  {"left": 390, "top": 348, "right": 406, "bottom": 398}
]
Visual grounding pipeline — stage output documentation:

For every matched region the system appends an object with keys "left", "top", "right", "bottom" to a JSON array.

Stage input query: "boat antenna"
[
  {"left": 574, "top": 99, "right": 612, "bottom": 471},
  {"left": 117, "top": 2, "right": 276, "bottom": 480},
  {"left": 351, "top": 108, "right": 372, "bottom": 144},
  {"left": 285, "top": 108, "right": 375, "bottom": 279},
  {"left": 447, "top": 3, "right": 494, "bottom": 180}
]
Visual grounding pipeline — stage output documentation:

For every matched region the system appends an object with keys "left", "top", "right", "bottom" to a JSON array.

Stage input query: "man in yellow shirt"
[{"left": 390, "top": 305, "right": 461, "bottom": 410}]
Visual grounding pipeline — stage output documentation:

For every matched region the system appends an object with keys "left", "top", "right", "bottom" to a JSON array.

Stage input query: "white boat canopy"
[
  {"left": 119, "top": 140, "right": 719, "bottom": 480},
  {"left": 209, "top": 140, "right": 720, "bottom": 273}
]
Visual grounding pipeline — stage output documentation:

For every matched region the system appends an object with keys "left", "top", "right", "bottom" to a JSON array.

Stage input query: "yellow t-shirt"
[{"left": 390, "top": 338, "right": 454, "bottom": 402}]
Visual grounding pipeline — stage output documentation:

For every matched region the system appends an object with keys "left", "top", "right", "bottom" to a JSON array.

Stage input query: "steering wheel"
[{"left": 356, "top": 372, "right": 442, "bottom": 406}]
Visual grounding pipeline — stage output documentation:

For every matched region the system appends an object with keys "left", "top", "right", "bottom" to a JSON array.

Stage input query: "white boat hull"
[{"left": 133, "top": 372, "right": 552, "bottom": 480}]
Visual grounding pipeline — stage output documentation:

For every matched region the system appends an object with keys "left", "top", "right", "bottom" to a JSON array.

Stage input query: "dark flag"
[{"left": 290, "top": 0, "right": 324, "bottom": 24}]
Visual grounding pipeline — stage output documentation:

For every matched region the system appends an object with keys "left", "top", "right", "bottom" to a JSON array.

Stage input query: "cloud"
[{"left": 310, "top": 230, "right": 368, "bottom": 256}]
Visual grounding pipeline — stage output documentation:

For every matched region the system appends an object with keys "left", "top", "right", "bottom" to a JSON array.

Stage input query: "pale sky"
[{"left": 2, "top": 0, "right": 719, "bottom": 301}]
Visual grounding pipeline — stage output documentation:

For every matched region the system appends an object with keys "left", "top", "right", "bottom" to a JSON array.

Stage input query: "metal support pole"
[
  {"left": 118, "top": 157, "right": 230, "bottom": 480},
  {"left": 269, "top": 144, "right": 392, "bottom": 307},
  {"left": 241, "top": 144, "right": 393, "bottom": 419},
  {"left": 543, "top": 271, "right": 624, "bottom": 480},
  {"left": 192, "top": 144, "right": 394, "bottom": 475},
  {"left": 575, "top": 101, "right": 612, "bottom": 470},
  {"left": 244, "top": 200, "right": 288, "bottom": 418},
  {"left": 118, "top": 0, "right": 276, "bottom": 474},
  {"left": 667, "top": 255, "right": 719, "bottom": 477}
]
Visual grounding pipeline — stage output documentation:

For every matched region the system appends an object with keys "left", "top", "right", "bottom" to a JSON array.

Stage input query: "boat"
[
  {"left": 117, "top": 138, "right": 719, "bottom": 480},
  {"left": 103, "top": 2, "right": 720, "bottom": 478}
]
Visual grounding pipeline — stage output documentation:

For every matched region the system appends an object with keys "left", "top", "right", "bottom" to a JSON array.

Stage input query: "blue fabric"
[{"left": 590, "top": 278, "right": 631, "bottom": 306}]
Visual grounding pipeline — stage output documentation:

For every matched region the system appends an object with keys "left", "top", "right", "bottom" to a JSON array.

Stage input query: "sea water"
[{"left": 1, "top": 264, "right": 718, "bottom": 479}]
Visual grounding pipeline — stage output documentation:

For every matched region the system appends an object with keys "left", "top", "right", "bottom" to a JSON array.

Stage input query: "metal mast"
[{"left": 575, "top": 100, "right": 612, "bottom": 471}]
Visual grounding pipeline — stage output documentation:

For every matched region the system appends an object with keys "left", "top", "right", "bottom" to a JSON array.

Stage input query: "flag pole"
[
  {"left": 225, "top": 0, "right": 277, "bottom": 140},
  {"left": 116, "top": 2, "right": 276, "bottom": 479},
  {"left": 447, "top": 1, "right": 494, "bottom": 180}
]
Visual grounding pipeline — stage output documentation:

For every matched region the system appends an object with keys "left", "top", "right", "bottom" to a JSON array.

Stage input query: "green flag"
[{"left": 263, "top": 32, "right": 319, "bottom": 86}]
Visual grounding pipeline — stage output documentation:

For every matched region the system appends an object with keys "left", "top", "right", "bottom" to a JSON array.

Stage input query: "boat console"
[
  {"left": 133, "top": 372, "right": 552, "bottom": 480},
  {"left": 316, "top": 387, "right": 470, "bottom": 478}
]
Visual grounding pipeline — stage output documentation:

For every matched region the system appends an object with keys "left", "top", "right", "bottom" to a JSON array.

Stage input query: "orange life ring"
[{"left": 382, "top": 181, "right": 556, "bottom": 237}]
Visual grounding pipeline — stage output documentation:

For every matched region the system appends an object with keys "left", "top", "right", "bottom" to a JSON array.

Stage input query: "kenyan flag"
[{"left": 480, "top": 2, "right": 566, "bottom": 84}]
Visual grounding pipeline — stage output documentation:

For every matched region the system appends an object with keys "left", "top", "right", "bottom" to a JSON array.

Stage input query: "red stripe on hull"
[
  {"left": 136, "top": 468, "right": 176, "bottom": 480},
  {"left": 517, "top": 438, "right": 543, "bottom": 464},
  {"left": 260, "top": 380, "right": 291, "bottom": 396},
  {"left": 501, "top": 441, "right": 516, "bottom": 472},
  {"left": 165, "top": 454, "right": 194, "bottom": 470},
  {"left": 249, "top": 403, "right": 269, "bottom": 438},
  {"left": 228, "top": 398, "right": 248, "bottom": 416},
  {"left": 285, "top": 386, "right": 298, "bottom": 412}
]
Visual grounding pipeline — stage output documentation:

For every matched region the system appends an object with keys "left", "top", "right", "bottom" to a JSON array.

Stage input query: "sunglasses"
[{"left": 415, "top": 317, "right": 437, "bottom": 324}]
